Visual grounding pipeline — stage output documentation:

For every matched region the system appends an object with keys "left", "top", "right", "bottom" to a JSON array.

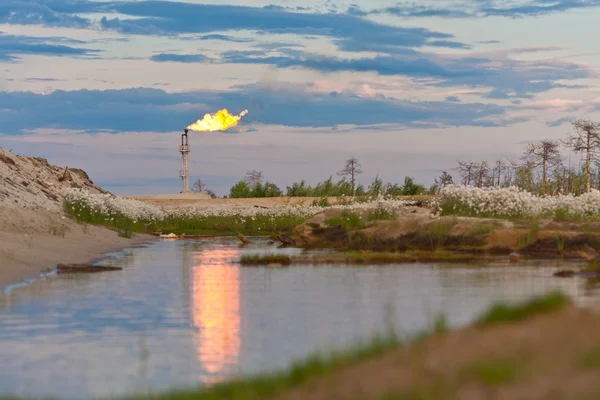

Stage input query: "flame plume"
[{"left": 187, "top": 109, "right": 248, "bottom": 132}]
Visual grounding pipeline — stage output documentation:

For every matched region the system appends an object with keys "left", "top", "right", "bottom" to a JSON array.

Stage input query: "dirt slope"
[
  {"left": 277, "top": 304, "right": 600, "bottom": 400},
  {"left": 0, "top": 148, "right": 149, "bottom": 290}
]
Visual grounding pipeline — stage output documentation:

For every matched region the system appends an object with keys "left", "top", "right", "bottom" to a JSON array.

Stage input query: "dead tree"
[
  {"left": 455, "top": 160, "right": 477, "bottom": 185},
  {"left": 563, "top": 119, "right": 600, "bottom": 193},
  {"left": 337, "top": 157, "right": 363, "bottom": 195},
  {"left": 521, "top": 140, "right": 562, "bottom": 195},
  {"left": 474, "top": 161, "right": 490, "bottom": 187},
  {"left": 192, "top": 179, "right": 206, "bottom": 193},
  {"left": 245, "top": 170, "right": 263, "bottom": 187}
]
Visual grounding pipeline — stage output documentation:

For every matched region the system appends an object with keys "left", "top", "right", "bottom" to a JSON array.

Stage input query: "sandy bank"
[
  {"left": 0, "top": 147, "right": 154, "bottom": 290},
  {"left": 0, "top": 206, "right": 154, "bottom": 291}
]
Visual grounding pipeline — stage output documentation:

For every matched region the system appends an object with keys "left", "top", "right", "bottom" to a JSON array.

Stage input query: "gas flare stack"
[{"left": 179, "top": 129, "right": 190, "bottom": 193}]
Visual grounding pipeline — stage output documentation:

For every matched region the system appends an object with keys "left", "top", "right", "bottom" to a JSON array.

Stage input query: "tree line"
[
  {"left": 453, "top": 118, "right": 600, "bottom": 195},
  {"left": 192, "top": 118, "right": 600, "bottom": 198},
  {"left": 193, "top": 158, "right": 433, "bottom": 198}
]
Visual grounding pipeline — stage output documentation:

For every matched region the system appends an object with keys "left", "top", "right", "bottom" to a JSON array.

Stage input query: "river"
[{"left": 1, "top": 237, "right": 598, "bottom": 399}]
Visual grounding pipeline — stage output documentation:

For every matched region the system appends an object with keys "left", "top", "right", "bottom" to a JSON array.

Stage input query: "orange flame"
[{"left": 187, "top": 109, "right": 248, "bottom": 132}]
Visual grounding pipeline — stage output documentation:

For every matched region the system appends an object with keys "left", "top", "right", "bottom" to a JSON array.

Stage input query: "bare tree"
[
  {"left": 563, "top": 119, "right": 600, "bottom": 193},
  {"left": 455, "top": 160, "right": 477, "bottom": 185},
  {"left": 337, "top": 157, "right": 363, "bottom": 195},
  {"left": 491, "top": 160, "right": 509, "bottom": 187},
  {"left": 245, "top": 170, "right": 263, "bottom": 187},
  {"left": 474, "top": 161, "right": 490, "bottom": 187},
  {"left": 521, "top": 140, "right": 562, "bottom": 194},
  {"left": 205, "top": 189, "right": 217, "bottom": 199},
  {"left": 192, "top": 179, "right": 206, "bottom": 193}
]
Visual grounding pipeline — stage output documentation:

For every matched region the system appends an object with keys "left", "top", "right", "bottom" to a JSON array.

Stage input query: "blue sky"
[{"left": 1, "top": 0, "right": 600, "bottom": 195}]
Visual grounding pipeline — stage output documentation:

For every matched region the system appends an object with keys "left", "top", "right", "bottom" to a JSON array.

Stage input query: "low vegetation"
[
  {"left": 240, "top": 254, "right": 291, "bottom": 266},
  {"left": 432, "top": 185, "right": 600, "bottom": 221},
  {"left": 124, "top": 334, "right": 401, "bottom": 400},
  {"left": 474, "top": 291, "right": 567, "bottom": 326},
  {"left": 63, "top": 188, "right": 417, "bottom": 237}
]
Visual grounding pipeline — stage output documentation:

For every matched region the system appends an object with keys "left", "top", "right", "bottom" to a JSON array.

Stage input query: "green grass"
[
  {"left": 423, "top": 218, "right": 457, "bottom": 248},
  {"left": 302, "top": 250, "right": 478, "bottom": 264},
  {"left": 474, "top": 291, "right": 567, "bottom": 326},
  {"left": 462, "top": 358, "right": 519, "bottom": 386},
  {"left": 578, "top": 348, "right": 600, "bottom": 368},
  {"left": 367, "top": 206, "right": 398, "bottom": 222},
  {"left": 325, "top": 210, "right": 364, "bottom": 230},
  {"left": 467, "top": 222, "right": 496, "bottom": 237},
  {"left": 64, "top": 200, "right": 306, "bottom": 237},
  {"left": 240, "top": 254, "right": 292, "bottom": 266},
  {"left": 123, "top": 334, "right": 401, "bottom": 400}
]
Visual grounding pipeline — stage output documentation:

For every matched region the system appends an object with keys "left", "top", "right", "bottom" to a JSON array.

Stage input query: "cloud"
[
  {"left": 445, "top": 96, "right": 461, "bottom": 102},
  {"left": 374, "top": 0, "right": 600, "bottom": 19},
  {"left": 150, "top": 53, "right": 211, "bottom": 63},
  {"left": 1, "top": 1, "right": 467, "bottom": 51},
  {"left": 210, "top": 47, "right": 591, "bottom": 98},
  {"left": 547, "top": 116, "right": 575, "bottom": 127},
  {"left": 0, "top": 32, "right": 102, "bottom": 62},
  {"left": 0, "top": 0, "right": 91, "bottom": 28},
  {"left": 0, "top": 85, "right": 511, "bottom": 135}
]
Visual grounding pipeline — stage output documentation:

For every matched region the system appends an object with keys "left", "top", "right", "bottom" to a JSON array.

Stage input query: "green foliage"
[
  {"left": 64, "top": 200, "right": 306, "bottom": 237},
  {"left": 424, "top": 219, "right": 457, "bottom": 248},
  {"left": 325, "top": 210, "right": 364, "bottom": 230},
  {"left": 122, "top": 334, "right": 400, "bottom": 400},
  {"left": 367, "top": 205, "right": 398, "bottom": 221},
  {"left": 474, "top": 291, "right": 567, "bottom": 326},
  {"left": 578, "top": 348, "right": 600, "bottom": 368},
  {"left": 467, "top": 222, "right": 496, "bottom": 237},
  {"left": 311, "top": 197, "right": 331, "bottom": 207},
  {"left": 229, "top": 180, "right": 282, "bottom": 198},
  {"left": 368, "top": 175, "right": 384, "bottom": 196},
  {"left": 240, "top": 254, "right": 291, "bottom": 266},
  {"left": 463, "top": 358, "right": 518, "bottom": 386},
  {"left": 229, "top": 180, "right": 252, "bottom": 198}
]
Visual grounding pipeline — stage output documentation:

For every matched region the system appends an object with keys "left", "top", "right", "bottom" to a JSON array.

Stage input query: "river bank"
[
  {"left": 0, "top": 204, "right": 154, "bottom": 291},
  {"left": 0, "top": 147, "right": 154, "bottom": 291}
]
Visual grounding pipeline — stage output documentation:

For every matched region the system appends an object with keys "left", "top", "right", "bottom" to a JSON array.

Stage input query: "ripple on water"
[{"left": 0, "top": 237, "right": 598, "bottom": 399}]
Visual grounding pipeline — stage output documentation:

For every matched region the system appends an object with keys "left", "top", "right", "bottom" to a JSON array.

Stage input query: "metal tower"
[{"left": 179, "top": 129, "right": 190, "bottom": 193}]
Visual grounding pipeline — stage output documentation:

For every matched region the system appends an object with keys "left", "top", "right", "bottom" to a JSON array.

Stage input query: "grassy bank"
[
  {"left": 64, "top": 197, "right": 311, "bottom": 237},
  {"left": 62, "top": 189, "right": 418, "bottom": 238},
  {"left": 240, "top": 251, "right": 480, "bottom": 266}
]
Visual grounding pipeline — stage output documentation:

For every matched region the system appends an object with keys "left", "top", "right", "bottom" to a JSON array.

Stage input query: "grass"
[
  {"left": 240, "top": 251, "right": 479, "bottom": 267},
  {"left": 577, "top": 348, "right": 600, "bottom": 369},
  {"left": 299, "top": 250, "right": 479, "bottom": 264},
  {"left": 240, "top": 254, "right": 291, "bottom": 266},
  {"left": 462, "top": 358, "right": 519, "bottom": 386},
  {"left": 64, "top": 200, "right": 306, "bottom": 237},
  {"left": 367, "top": 205, "right": 398, "bottom": 222},
  {"left": 474, "top": 291, "right": 567, "bottom": 326},
  {"left": 123, "top": 334, "right": 401, "bottom": 400},
  {"left": 467, "top": 221, "right": 496, "bottom": 237},
  {"left": 325, "top": 210, "right": 364, "bottom": 230},
  {"left": 423, "top": 218, "right": 457, "bottom": 248}
]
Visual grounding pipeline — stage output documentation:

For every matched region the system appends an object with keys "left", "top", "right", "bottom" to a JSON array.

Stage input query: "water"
[{"left": 1, "top": 237, "right": 599, "bottom": 399}]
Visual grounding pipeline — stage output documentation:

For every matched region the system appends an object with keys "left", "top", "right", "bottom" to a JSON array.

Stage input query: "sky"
[{"left": 1, "top": 0, "right": 600, "bottom": 196}]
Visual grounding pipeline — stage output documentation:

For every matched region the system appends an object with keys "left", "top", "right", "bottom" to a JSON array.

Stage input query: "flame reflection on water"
[{"left": 191, "top": 248, "right": 241, "bottom": 384}]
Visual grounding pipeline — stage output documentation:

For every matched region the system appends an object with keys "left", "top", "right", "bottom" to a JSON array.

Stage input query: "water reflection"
[
  {"left": 1, "top": 238, "right": 600, "bottom": 400},
  {"left": 190, "top": 245, "right": 240, "bottom": 384}
]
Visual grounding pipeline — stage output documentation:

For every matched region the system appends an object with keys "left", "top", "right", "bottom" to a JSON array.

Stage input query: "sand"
[{"left": 0, "top": 148, "right": 153, "bottom": 291}]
